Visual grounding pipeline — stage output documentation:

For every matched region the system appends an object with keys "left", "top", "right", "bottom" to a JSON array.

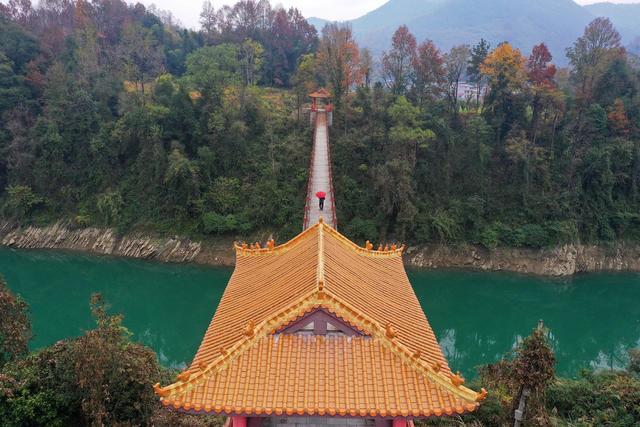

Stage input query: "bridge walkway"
[{"left": 303, "top": 111, "right": 336, "bottom": 230}]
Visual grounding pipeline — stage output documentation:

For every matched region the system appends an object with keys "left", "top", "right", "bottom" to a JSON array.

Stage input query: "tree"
[
  {"left": 480, "top": 42, "right": 526, "bottom": 139},
  {"left": 467, "top": 38, "right": 490, "bottom": 108},
  {"left": 0, "top": 274, "right": 32, "bottom": 367},
  {"left": 444, "top": 44, "right": 471, "bottom": 114},
  {"left": 5, "top": 184, "right": 42, "bottom": 217},
  {"left": 411, "top": 39, "right": 444, "bottom": 109},
  {"left": 293, "top": 53, "right": 316, "bottom": 121},
  {"left": 566, "top": 17, "right": 625, "bottom": 107},
  {"left": 240, "top": 38, "right": 264, "bottom": 86},
  {"left": 381, "top": 25, "right": 416, "bottom": 96},
  {"left": 388, "top": 96, "right": 434, "bottom": 167},
  {"left": 118, "top": 22, "right": 164, "bottom": 96},
  {"left": 505, "top": 130, "right": 547, "bottom": 204},
  {"left": 526, "top": 43, "right": 559, "bottom": 143},
  {"left": 479, "top": 325, "right": 556, "bottom": 425},
  {"left": 359, "top": 47, "right": 373, "bottom": 89},
  {"left": 199, "top": 1, "right": 219, "bottom": 43},
  {"left": 317, "top": 23, "right": 360, "bottom": 103},
  {"left": 185, "top": 43, "right": 240, "bottom": 99}
]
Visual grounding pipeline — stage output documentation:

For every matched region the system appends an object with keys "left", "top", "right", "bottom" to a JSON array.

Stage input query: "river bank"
[{"left": 1, "top": 221, "right": 639, "bottom": 276}]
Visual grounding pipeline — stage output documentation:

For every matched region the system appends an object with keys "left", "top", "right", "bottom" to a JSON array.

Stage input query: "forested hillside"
[
  {"left": 0, "top": 0, "right": 317, "bottom": 241},
  {"left": 1, "top": 0, "right": 639, "bottom": 251}
]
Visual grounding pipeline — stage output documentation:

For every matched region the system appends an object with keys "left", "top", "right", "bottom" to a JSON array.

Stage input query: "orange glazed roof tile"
[
  {"left": 156, "top": 219, "right": 484, "bottom": 417},
  {"left": 309, "top": 87, "right": 331, "bottom": 98}
]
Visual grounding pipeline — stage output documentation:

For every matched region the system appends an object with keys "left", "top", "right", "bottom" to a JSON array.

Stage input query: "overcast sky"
[
  {"left": 77, "top": 0, "right": 640, "bottom": 29},
  {"left": 2, "top": 0, "right": 635, "bottom": 28}
]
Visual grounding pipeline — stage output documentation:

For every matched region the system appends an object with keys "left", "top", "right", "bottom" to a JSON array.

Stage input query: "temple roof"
[
  {"left": 155, "top": 219, "right": 484, "bottom": 417},
  {"left": 309, "top": 87, "right": 331, "bottom": 98}
]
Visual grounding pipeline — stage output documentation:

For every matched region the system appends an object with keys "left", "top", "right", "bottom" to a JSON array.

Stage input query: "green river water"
[{"left": 1, "top": 246, "right": 639, "bottom": 378}]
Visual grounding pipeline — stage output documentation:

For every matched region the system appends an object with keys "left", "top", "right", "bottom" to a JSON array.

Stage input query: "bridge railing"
[
  {"left": 325, "top": 117, "right": 337, "bottom": 230},
  {"left": 302, "top": 115, "right": 318, "bottom": 230}
]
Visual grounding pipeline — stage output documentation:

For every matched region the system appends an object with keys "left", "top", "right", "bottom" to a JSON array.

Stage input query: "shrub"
[
  {"left": 96, "top": 191, "right": 124, "bottom": 225},
  {"left": 346, "top": 217, "right": 379, "bottom": 242},
  {"left": 5, "top": 185, "right": 42, "bottom": 218},
  {"left": 629, "top": 348, "right": 640, "bottom": 377},
  {"left": 520, "top": 224, "right": 551, "bottom": 248},
  {"left": 546, "top": 369, "right": 640, "bottom": 424},
  {"left": 0, "top": 275, "right": 32, "bottom": 367},
  {"left": 202, "top": 212, "right": 237, "bottom": 234},
  {"left": 0, "top": 294, "right": 160, "bottom": 426},
  {"left": 479, "top": 225, "right": 499, "bottom": 249},
  {"left": 206, "top": 177, "right": 241, "bottom": 215}
]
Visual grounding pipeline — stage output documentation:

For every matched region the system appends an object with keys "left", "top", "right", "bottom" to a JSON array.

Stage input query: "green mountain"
[{"left": 308, "top": 0, "right": 640, "bottom": 66}]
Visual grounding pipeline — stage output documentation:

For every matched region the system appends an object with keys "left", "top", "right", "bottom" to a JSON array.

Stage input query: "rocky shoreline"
[
  {"left": 1, "top": 221, "right": 639, "bottom": 276},
  {"left": 0, "top": 221, "right": 235, "bottom": 267}
]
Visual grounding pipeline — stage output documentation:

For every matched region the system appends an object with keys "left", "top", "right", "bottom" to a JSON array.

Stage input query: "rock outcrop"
[
  {"left": 403, "top": 243, "right": 640, "bottom": 276},
  {"left": 0, "top": 221, "right": 234, "bottom": 266}
]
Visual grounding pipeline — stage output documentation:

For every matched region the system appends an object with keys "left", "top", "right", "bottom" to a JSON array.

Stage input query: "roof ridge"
[
  {"left": 232, "top": 221, "right": 405, "bottom": 259},
  {"left": 317, "top": 217, "right": 325, "bottom": 291},
  {"left": 233, "top": 222, "right": 321, "bottom": 257},
  {"left": 156, "top": 286, "right": 482, "bottom": 407}
]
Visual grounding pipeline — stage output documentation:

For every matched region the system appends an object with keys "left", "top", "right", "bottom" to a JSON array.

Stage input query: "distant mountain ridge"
[{"left": 308, "top": 0, "right": 640, "bottom": 66}]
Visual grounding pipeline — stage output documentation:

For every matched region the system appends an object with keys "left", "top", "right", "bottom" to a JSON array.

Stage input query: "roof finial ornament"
[
  {"left": 378, "top": 244, "right": 383, "bottom": 251},
  {"left": 244, "top": 320, "right": 255, "bottom": 338},
  {"left": 319, "top": 216, "right": 324, "bottom": 223},
  {"left": 384, "top": 244, "right": 389, "bottom": 251},
  {"left": 250, "top": 243, "right": 255, "bottom": 250},
  {"left": 366, "top": 241, "right": 373, "bottom": 251},
  {"left": 242, "top": 242, "right": 248, "bottom": 249},
  {"left": 385, "top": 322, "right": 397, "bottom": 339},
  {"left": 177, "top": 368, "right": 191, "bottom": 382},
  {"left": 154, "top": 382, "right": 170, "bottom": 397},
  {"left": 432, "top": 361, "right": 442, "bottom": 372},
  {"left": 451, "top": 371, "right": 465, "bottom": 387},
  {"left": 392, "top": 244, "right": 397, "bottom": 250},
  {"left": 476, "top": 388, "right": 488, "bottom": 401},
  {"left": 256, "top": 242, "right": 261, "bottom": 249},
  {"left": 267, "top": 239, "right": 275, "bottom": 250}
]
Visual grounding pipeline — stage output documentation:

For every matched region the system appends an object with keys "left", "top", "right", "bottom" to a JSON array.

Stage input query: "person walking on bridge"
[{"left": 316, "top": 191, "right": 326, "bottom": 211}]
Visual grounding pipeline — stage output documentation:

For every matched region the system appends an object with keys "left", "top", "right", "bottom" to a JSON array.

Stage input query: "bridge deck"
[{"left": 304, "top": 111, "right": 336, "bottom": 230}]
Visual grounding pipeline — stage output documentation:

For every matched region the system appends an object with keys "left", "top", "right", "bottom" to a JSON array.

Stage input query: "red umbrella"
[{"left": 316, "top": 191, "right": 326, "bottom": 199}]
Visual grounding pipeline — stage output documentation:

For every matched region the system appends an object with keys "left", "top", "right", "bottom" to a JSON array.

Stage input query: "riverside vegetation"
[{"left": 0, "top": 0, "right": 639, "bottom": 252}]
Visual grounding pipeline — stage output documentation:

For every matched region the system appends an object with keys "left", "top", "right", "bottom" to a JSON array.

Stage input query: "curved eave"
[{"left": 162, "top": 402, "right": 479, "bottom": 419}]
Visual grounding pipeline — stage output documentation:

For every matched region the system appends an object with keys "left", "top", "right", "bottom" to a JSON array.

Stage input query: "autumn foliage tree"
[
  {"left": 526, "top": 43, "right": 561, "bottom": 143},
  {"left": 411, "top": 39, "right": 444, "bottom": 109},
  {"left": 607, "top": 98, "right": 631, "bottom": 136},
  {"left": 480, "top": 42, "right": 526, "bottom": 140},
  {"left": 317, "top": 23, "right": 360, "bottom": 102},
  {"left": 382, "top": 25, "right": 416, "bottom": 96}
]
